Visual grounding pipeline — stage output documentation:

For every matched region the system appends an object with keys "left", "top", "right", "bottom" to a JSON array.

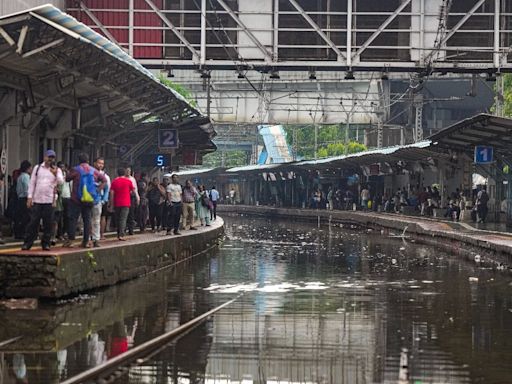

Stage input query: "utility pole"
[{"left": 314, "top": 124, "right": 318, "bottom": 160}]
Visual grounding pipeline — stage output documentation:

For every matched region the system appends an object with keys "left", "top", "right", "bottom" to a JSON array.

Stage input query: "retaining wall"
[{"left": 0, "top": 219, "right": 224, "bottom": 299}]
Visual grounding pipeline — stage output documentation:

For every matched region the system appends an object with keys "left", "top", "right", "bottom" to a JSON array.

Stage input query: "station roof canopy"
[
  {"left": 220, "top": 141, "right": 441, "bottom": 175},
  {"left": 0, "top": 4, "right": 212, "bottom": 140},
  {"left": 429, "top": 114, "right": 512, "bottom": 159}
]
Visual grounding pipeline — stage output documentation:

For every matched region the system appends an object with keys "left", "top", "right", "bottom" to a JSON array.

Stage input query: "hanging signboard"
[
  {"left": 474, "top": 146, "right": 493, "bottom": 164},
  {"left": 158, "top": 129, "right": 179, "bottom": 152}
]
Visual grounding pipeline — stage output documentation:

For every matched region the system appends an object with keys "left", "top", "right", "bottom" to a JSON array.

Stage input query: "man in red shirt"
[{"left": 109, "top": 167, "right": 134, "bottom": 241}]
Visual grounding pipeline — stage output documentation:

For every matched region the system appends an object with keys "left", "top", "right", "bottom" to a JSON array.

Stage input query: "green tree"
[
  {"left": 158, "top": 74, "right": 197, "bottom": 107},
  {"left": 494, "top": 74, "right": 512, "bottom": 117},
  {"left": 283, "top": 124, "right": 367, "bottom": 159},
  {"left": 203, "top": 150, "right": 247, "bottom": 167}
]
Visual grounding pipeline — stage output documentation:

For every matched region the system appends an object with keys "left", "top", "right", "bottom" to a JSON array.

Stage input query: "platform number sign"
[
  {"left": 474, "top": 145, "right": 493, "bottom": 164},
  {"left": 158, "top": 129, "right": 178, "bottom": 150}
]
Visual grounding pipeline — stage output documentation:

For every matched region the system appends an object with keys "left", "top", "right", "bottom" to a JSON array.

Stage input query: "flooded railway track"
[{"left": 61, "top": 296, "right": 241, "bottom": 384}]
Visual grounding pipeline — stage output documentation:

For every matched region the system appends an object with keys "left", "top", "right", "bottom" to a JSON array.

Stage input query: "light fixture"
[
  {"left": 309, "top": 70, "right": 317, "bottom": 80},
  {"left": 345, "top": 71, "right": 355, "bottom": 80},
  {"left": 381, "top": 72, "right": 389, "bottom": 80},
  {"left": 200, "top": 70, "right": 211, "bottom": 79},
  {"left": 270, "top": 70, "right": 280, "bottom": 79},
  {"left": 237, "top": 71, "right": 245, "bottom": 79},
  {"left": 485, "top": 72, "right": 496, "bottom": 82},
  {"left": 167, "top": 69, "right": 175, "bottom": 78}
]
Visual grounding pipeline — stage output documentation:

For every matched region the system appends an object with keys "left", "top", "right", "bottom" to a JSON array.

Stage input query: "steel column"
[
  {"left": 200, "top": 0, "right": 206, "bottom": 65},
  {"left": 129, "top": 0, "right": 134, "bottom": 56},
  {"left": 273, "top": 0, "right": 279, "bottom": 61},
  {"left": 437, "top": 0, "right": 486, "bottom": 50},
  {"left": 144, "top": 0, "right": 200, "bottom": 61},
  {"left": 216, "top": 0, "right": 272, "bottom": 62},
  {"left": 494, "top": 0, "right": 501, "bottom": 68},
  {"left": 346, "top": 0, "right": 352, "bottom": 66},
  {"left": 287, "top": 0, "right": 345, "bottom": 61},
  {"left": 352, "top": 0, "right": 411, "bottom": 63}
]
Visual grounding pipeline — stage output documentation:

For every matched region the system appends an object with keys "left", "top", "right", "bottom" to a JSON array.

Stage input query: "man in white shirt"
[
  {"left": 22, "top": 149, "right": 64, "bottom": 251},
  {"left": 166, "top": 174, "right": 183, "bottom": 235},
  {"left": 209, "top": 186, "right": 220, "bottom": 220}
]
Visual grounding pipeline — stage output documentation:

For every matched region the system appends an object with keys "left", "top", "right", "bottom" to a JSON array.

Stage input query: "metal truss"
[{"left": 67, "top": 0, "right": 512, "bottom": 73}]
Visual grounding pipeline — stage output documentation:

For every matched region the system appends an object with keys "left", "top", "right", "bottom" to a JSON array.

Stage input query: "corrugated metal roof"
[
  {"left": 20, "top": 4, "right": 194, "bottom": 108},
  {"left": 227, "top": 163, "right": 288, "bottom": 173},
  {"left": 428, "top": 114, "right": 512, "bottom": 158},
  {"left": 175, "top": 168, "right": 217, "bottom": 176},
  {"left": 296, "top": 141, "right": 432, "bottom": 167}
]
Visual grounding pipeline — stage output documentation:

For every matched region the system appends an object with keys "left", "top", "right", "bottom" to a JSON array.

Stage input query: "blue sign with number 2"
[{"left": 474, "top": 146, "right": 493, "bottom": 164}]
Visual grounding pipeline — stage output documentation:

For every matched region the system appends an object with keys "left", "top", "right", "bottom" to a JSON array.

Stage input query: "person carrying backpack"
[{"left": 65, "top": 153, "right": 107, "bottom": 248}]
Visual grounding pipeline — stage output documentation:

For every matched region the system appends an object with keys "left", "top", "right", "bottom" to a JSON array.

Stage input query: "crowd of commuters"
[
  {"left": 3, "top": 150, "right": 221, "bottom": 251},
  {"left": 313, "top": 183, "right": 491, "bottom": 223}
]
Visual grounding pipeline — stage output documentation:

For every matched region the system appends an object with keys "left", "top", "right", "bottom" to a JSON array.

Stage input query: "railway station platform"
[{"left": 0, "top": 219, "right": 224, "bottom": 299}]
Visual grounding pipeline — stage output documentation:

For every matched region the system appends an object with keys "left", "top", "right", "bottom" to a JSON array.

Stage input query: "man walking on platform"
[
  {"left": 65, "top": 153, "right": 107, "bottom": 248},
  {"left": 209, "top": 186, "right": 219, "bottom": 220},
  {"left": 109, "top": 167, "right": 134, "bottom": 241},
  {"left": 91, "top": 157, "right": 110, "bottom": 247},
  {"left": 22, "top": 150, "right": 64, "bottom": 251},
  {"left": 166, "top": 174, "right": 183, "bottom": 235}
]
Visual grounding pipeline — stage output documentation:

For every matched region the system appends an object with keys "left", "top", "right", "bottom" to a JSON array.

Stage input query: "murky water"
[{"left": 0, "top": 216, "right": 511, "bottom": 384}]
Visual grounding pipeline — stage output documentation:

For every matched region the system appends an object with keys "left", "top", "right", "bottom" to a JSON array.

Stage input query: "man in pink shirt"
[{"left": 22, "top": 149, "right": 64, "bottom": 251}]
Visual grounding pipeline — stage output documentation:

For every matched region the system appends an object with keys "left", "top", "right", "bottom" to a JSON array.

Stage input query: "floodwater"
[{"left": 0, "top": 216, "right": 511, "bottom": 384}]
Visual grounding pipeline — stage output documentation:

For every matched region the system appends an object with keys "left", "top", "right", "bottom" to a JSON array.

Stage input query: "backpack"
[{"left": 76, "top": 165, "right": 97, "bottom": 205}]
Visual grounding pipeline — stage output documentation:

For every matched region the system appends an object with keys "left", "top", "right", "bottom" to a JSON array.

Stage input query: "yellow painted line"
[{"left": 0, "top": 247, "right": 24, "bottom": 254}]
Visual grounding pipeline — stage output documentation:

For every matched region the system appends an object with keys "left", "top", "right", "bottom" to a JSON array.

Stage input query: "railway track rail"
[{"left": 61, "top": 295, "right": 242, "bottom": 384}]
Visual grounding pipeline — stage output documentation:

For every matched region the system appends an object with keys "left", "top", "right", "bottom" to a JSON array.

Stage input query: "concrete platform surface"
[{"left": 0, "top": 218, "right": 224, "bottom": 298}]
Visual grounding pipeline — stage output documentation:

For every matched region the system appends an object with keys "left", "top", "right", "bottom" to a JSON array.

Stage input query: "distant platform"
[{"left": 0, "top": 218, "right": 224, "bottom": 299}]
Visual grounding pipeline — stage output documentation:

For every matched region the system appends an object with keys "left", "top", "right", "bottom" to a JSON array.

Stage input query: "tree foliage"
[
  {"left": 158, "top": 74, "right": 197, "bottom": 107},
  {"left": 283, "top": 124, "right": 367, "bottom": 159},
  {"left": 202, "top": 150, "right": 247, "bottom": 167},
  {"left": 494, "top": 74, "right": 512, "bottom": 117}
]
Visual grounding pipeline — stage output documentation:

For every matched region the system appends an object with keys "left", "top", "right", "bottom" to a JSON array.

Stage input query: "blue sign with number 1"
[{"left": 474, "top": 146, "right": 493, "bottom": 164}]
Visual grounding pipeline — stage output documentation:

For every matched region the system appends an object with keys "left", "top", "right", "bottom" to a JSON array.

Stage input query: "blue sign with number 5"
[
  {"left": 158, "top": 129, "right": 178, "bottom": 148},
  {"left": 474, "top": 146, "right": 493, "bottom": 164}
]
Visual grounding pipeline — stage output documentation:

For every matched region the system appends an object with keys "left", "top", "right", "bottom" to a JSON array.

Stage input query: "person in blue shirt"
[
  {"left": 91, "top": 157, "right": 110, "bottom": 247},
  {"left": 209, "top": 186, "right": 220, "bottom": 220}
]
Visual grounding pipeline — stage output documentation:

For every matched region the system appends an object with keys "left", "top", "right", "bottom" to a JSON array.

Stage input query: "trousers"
[{"left": 24, "top": 203, "right": 54, "bottom": 247}]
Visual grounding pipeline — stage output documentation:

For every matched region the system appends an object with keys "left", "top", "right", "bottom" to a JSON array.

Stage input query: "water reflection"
[{"left": 0, "top": 216, "right": 510, "bottom": 383}]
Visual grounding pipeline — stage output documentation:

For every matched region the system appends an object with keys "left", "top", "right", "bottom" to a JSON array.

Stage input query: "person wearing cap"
[{"left": 22, "top": 149, "right": 64, "bottom": 251}]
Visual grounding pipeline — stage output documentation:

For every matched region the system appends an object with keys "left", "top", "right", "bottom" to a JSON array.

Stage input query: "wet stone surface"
[{"left": 0, "top": 216, "right": 511, "bottom": 383}]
